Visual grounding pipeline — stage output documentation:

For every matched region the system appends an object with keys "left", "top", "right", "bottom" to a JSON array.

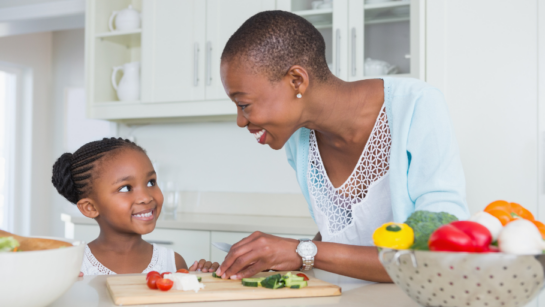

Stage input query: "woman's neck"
[{"left": 301, "top": 77, "right": 384, "bottom": 146}]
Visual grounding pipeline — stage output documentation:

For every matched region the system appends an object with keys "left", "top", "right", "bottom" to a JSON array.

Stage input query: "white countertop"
[
  {"left": 49, "top": 270, "right": 419, "bottom": 307},
  {"left": 65, "top": 213, "right": 319, "bottom": 235}
]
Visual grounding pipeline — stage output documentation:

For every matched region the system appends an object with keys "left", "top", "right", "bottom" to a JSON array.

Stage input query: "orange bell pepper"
[
  {"left": 484, "top": 200, "right": 535, "bottom": 226},
  {"left": 531, "top": 220, "right": 545, "bottom": 240}
]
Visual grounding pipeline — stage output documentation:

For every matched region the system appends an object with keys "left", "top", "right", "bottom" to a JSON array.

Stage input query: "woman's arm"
[
  {"left": 215, "top": 231, "right": 392, "bottom": 282},
  {"left": 313, "top": 232, "right": 322, "bottom": 241}
]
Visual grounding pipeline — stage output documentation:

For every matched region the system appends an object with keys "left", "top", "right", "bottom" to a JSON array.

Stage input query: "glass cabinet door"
[
  {"left": 348, "top": 0, "right": 423, "bottom": 81},
  {"left": 278, "top": 0, "right": 349, "bottom": 80}
]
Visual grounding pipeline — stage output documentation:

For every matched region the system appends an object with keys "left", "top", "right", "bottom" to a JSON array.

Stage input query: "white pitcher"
[
  {"left": 109, "top": 5, "right": 141, "bottom": 32},
  {"left": 111, "top": 62, "right": 140, "bottom": 101}
]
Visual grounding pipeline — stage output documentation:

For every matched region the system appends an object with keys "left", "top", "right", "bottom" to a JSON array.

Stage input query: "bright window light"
[{"left": 0, "top": 70, "right": 15, "bottom": 230}]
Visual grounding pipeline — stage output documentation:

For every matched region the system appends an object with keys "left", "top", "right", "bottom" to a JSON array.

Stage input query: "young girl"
[{"left": 52, "top": 137, "right": 218, "bottom": 275}]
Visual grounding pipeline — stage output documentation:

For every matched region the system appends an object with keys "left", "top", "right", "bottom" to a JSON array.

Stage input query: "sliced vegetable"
[
  {"left": 289, "top": 281, "right": 308, "bottom": 289},
  {"left": 261, "top": 274, "right": 284, "bottom": 289},
  {"left": 212, "top": 272, "right": 222, "bottom": 278},
  {"left": 498, "top": 219, "right": 545, "bottom": 255},
  {"left": 0, "top": 236, "right": 20, "bottom": 252},
  {"left": 428, "top": 221, "right": 492, "bottom": 252},
  {"left": 484, "top": 200, "right": 535, "bottom": 226},
  {"left": 296, "top": 273, "right": 309, "bottom": 281},
  {"left": 198, "top": 276, "right": 202, "bottom": 282},
  {"left": 156, "top": 278, "right": 174, "bottom": 291},
  {"left": 372, "top": 222, "right": 414, "bottom": 249},
  {"left": 404, "top": 211, "right": 458, "bottom": 250},
  {"left": 146, "top": 271, "right": 160, "bottom": 281},
  {"left": 176, "top": 269, "right": 189, "bottom": 273},
  {"left": 241, "top": 277, "right": 265, "bottom": 287},
  {"left": 468, "top": 211, "right": 503, "bottom": 241},
  {"left": 147, "top": 275, "right": 160, "bottom": 289}
]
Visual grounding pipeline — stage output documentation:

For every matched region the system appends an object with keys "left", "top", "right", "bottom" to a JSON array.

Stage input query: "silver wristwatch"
[{"left": 296, "top": 239, "right": 317, "bottom": 271}]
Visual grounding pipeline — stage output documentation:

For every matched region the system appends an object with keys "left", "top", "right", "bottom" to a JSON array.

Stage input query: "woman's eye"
[
  {"left": 119, "top": 185, "right": 131, "bottom": 192},
  {"left": 147, "top": 180, "right": 156, "bottom": 187},
  {"left": 238, "top": 104, "right": 249, "bottom": 110}
]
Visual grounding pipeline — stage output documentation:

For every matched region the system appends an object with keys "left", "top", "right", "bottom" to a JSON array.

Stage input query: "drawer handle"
[
  {"left": 146, "top": 240, "right": 174, "bottom": 245},
  {"left": 194, "top": 42, "right": 199, "bottom": 86}
]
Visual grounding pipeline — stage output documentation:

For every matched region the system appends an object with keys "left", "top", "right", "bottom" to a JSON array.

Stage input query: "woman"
[{"left": 215, "top": 11, "right": 469, "bottom": 282}]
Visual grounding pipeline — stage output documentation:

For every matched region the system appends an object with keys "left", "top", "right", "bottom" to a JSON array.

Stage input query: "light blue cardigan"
[{"left": 285, "top": 77, "right": 470, "bottom": 223}]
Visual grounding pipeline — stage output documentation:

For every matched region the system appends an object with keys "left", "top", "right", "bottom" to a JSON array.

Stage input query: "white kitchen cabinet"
[
  {"left": 210, "top": 231, "right": 311, "bottom": 263},
  {"left": 205, "top": 0, "right": 276, "bottom": 100},
  {"left": 140, "top": 0, "right": 206, "bottom": 103}
]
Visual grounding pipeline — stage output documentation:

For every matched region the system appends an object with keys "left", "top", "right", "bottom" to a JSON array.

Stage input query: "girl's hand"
[
  {"left": 215, "top": 232, "right": 302, "bottom": 280},
  {"left": 189, "top": 259, "right": 220, "bottom": 272}
]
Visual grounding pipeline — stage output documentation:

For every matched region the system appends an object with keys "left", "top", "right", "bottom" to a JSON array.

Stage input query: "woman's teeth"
[{"left": 253, "top": 129, "right": 265, "bottom": 142}]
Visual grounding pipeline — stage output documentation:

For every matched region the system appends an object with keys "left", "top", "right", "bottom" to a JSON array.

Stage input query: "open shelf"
[
  {"left": 95, "top": 29, "right": 141, "bottom": 37},
  {"left": 364, "top": 0, "right": 410, "bottom": 10},
  {"left": 293, "top": 8, "right": 332, "bottom": 17},
  {"left": 365, "top": 0, "right": 410, "bottom": 25}
]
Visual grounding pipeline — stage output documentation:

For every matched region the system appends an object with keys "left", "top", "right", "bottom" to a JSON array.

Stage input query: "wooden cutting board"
[{"left": 107, "top": 271, "right": 342, "bottom": 305}]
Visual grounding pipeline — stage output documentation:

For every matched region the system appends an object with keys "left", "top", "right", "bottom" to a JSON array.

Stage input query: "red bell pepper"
[{"left": 428, "top": 221, "right": 493, "bottom": 252}]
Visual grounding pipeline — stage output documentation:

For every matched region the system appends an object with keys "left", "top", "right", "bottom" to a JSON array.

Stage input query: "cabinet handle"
[
  {"left": 335, "top": 29, "right": 341, "bottom": 76},
  {"left": 194, "top": 42, "right": 200, "bottom": 86},
  {"left": 146, "top": 240, "right": 174, "bottom": 245},
  {"left": 206, "top": 41, "right": 212, "bottom": 86},
  {"left": 351, "top": 27, "right": 356, "bottom": 77}
]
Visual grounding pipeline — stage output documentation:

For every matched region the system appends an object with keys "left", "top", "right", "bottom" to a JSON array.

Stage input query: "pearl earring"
[{"left": 296, "top": 93, "right": 302, "bottom": 98}]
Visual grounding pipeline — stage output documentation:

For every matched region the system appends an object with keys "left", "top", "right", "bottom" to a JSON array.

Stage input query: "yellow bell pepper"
[{"left": 372, "top": 222, "right": 414, "bottom": 249}]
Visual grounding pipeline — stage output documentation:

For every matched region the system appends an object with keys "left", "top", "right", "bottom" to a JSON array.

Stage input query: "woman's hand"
[
  {"left": 215, "top": 231, "right": 302, "bottom": 280},
  {"left": 189, "top": 259, "right": 220, "bottom": 272}
]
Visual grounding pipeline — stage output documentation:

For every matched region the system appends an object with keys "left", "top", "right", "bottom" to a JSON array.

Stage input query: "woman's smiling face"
[
  {"left": 91, "top": 148, "right": 164, "bottom": 235},
  {"left": 220, "top": 60, "right": 307, "bottom": 150}
]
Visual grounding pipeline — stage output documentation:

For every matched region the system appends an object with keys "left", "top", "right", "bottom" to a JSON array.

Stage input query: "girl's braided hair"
[{"left": 52, "top": 137, "right": 145, "bottom": 204}]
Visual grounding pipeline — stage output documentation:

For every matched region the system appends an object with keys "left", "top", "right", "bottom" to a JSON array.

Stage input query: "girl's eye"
[
  {"left": 147, "top": 179, "right": 156, "bottom": 187},
  {"left": 119, "top": 185, "right": 131, "bottom": 192}
]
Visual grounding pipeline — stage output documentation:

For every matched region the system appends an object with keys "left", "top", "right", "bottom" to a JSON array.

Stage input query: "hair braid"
[{"left": 51, "top": 137, "right": 145, "bottom": 204}]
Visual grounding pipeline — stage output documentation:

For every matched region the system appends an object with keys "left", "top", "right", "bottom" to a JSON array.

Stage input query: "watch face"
[{"left": 298, "top": 241, "right": 317, "bottom": 257}]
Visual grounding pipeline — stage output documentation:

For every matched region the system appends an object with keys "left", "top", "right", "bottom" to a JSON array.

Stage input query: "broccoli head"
[{"left": 404, "top": 211, "right": 458, "bottom": 250}]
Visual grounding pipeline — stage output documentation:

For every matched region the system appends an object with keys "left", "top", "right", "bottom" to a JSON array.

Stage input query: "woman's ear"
[
  {"left": 77, "top": 199, "right": 100, "bottom": 219},
  {"left": 286, "top": 65, "right": 310, "bottom": 97}
]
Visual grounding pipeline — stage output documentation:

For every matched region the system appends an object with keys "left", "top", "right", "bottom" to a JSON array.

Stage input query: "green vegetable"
[
  {"left": 404, "top": 211, "right": 458, "bottom": 250},
  {"left": 289, "top": 281, "right": 308, "bottom": 289},
  {"left": 241, "top": 277, "right": 265, "bottom": 287},
  {"left": 212, "top": 272, "right": 222, "bottom": 279},
  {"left": 198, "top": 276, "right": 202, "bottom": 282},
  {"left": 0, "top": 236, "right": 20, "bottom": 252},
  {"left": 261, "top": 274, "right": 284, "bottom": 289}
]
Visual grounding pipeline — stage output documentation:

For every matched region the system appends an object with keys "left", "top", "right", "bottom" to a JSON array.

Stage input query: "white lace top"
[
  {"left": 308, "top": 105, "right": 393, "bottom": 246},
  {"left": 80, "top": 243, "right": 177, "bottom": 275}
]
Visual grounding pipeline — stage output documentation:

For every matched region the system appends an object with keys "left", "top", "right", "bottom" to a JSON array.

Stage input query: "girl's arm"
[
  {"left": 215, "top": 231, "right": 392, "bottom": 282},
  {"left": 175, "top": 253, "right": 188, "bottom": 271}
]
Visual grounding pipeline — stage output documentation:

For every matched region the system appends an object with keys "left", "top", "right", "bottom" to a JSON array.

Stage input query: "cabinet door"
[
  {"left": 143, "top": 228, "right": 211, "bottom": 267},
  {"left": 73, "top": 224, "right": 101, "bottom": 245},
  {"left": 141, "top": 0, "right": 206, "bottom": 103},
  {"left": 205, "top": 0, "right": 276, "bottom": 100}
]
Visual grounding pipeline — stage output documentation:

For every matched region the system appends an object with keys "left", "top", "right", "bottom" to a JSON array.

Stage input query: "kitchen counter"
[
  {"left": 49, "top": 270, "right": 419, "bottom": 307},
  {"left": 63, "top": 213, "right": 319, "bottom": 235}
]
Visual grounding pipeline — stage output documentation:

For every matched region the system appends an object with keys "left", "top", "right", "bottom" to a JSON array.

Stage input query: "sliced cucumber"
[
  {"left": 241, "top": 277, "right": 265, "bottom": 287},
  {"left": 212, "top": 272, "right": 222, "bottom": 279},
  {"left": 261, "top": 274, "right": 282, "bottom": 289},
  {"left": 197, "top": 276, "right": 202, "bottom": 282},
  {"left": 289, "top": 281, "right": 308, "bottom": 289}
]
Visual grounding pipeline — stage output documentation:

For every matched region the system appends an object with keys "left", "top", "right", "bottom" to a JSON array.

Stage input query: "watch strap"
[{"left": 301, "top": 256, "right": 314, "bottom": 271}]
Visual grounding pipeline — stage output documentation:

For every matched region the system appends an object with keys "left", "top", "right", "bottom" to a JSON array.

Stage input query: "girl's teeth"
[{"left": 134, "top": 211, "right": 153, "bottom": 218}]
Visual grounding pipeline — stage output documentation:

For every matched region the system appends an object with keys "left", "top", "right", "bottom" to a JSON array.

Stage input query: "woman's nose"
[{"left": 236, "top": 109, "right": 249, "bottom": 128}]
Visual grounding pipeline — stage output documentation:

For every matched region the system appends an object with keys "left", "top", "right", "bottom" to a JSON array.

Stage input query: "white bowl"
[
  {"left": 0, "top": 237, "right": 84, "bottom": 307},
  {"left": 379, "top": 248, "right": 545, "bottom": 307}
]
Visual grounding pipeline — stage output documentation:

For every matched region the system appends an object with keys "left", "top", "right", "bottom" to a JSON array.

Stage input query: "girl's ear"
[
  {"left": 77, "top": 199, "right": 99, "bottom": 219},
  {"left": 285, "top": 65, "right": 309, "bottom": 96}
]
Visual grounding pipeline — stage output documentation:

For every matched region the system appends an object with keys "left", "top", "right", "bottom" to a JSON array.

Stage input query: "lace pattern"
[
  {"left": 307, "top": 105, "right": 392, "bottom": 234},
  {"left": 81, "top": 243, "right": 175, "bottom": 275}
]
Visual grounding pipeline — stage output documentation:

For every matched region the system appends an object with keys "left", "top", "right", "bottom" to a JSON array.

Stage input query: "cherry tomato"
[
  {"left": 156, "top": 278, "right": 174, "bottom": 291},
  {"left": 160, "top": 272, "right": 171, "bottom": 278},
  {"left": 146, "top": 271, "right": 160, "bottom": 281},
  {"left": 176, "top": 269, "right": 189, "bottom": 273},
  {"left": 296, "top": 273, "right": 309, "bottom": 281},
  {"left": 147, "top": 275, "right": 160, "bottom": 289}
]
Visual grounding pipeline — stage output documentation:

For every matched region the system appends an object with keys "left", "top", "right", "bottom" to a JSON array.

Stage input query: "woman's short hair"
[{"left": 222, "top": 10, "right": 330, "bottom": 82}]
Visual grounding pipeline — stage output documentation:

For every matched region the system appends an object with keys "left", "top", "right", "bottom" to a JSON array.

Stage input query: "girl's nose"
[
  {"left": 236, "top": 109, "right": 249, "bottom": 128},
  {"left": 135, "top": 188, "right": 153, "bottom": 204}
]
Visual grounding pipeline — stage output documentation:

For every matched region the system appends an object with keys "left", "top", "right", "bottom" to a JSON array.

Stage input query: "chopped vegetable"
[
  {"left": 296, "top": 273, "right": 309, "bottom": 281},
  {"left": 198, "top": 276, "right": 202, "bottom": 282},
  {"left": 146, "top": 271, "right": 160, "bottom": 281},
  {"left": 428, "top": 221, "right": 493, "bottom": 252},
  {"left": 0, "top": 236, "right": 20, "bottom": 252},
  {"left": 164, "top": 273, "right": 205, "bottom": 292},
  {"left": 176, "top": 269, "right": 189, "bottom": 273},
  {"left": 372, "top": 222, "right": 414, "bottom": 249},
  {"left": 498, "top": 219, "right": 545, "bottom": 255},
  {"left": 147, "top": 275, "right": 160, "bottom": 289},
  {"left": 468, "top": 211, "right": 503, "bottom": 241},
  {"left": 261, "top": 274, "right": 285, "bottom": 289},
  {"left": 404, "top": 211, "right": 458, "bottom": 250},
  {"left": 241, "top": 277, "right": 265, "bottom": 287},
  {"left": 156, "top": 278, "right": 174, "bottom": 291},
  {"left": 212, "top": 272, "right": 222, "bottom": 278},
  {"left": 289, "top": 281, "right": 308, "bottom": 289},
  {"left": 484, "top": 200, "right": 534, "bottom": 226}
]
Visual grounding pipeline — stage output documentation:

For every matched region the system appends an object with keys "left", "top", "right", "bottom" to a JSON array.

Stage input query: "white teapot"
[
  {"left": 109, "top": 5, "right": 141, "bottom": 32},
  {"left": 111, "top": 62, "right": 140, "bottom": 101}
]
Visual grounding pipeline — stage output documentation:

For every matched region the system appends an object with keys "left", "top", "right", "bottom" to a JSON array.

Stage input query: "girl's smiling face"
[
  {"left": 220, "top": 60, "right": 309, "bottom": 150},
  {"left": 89, "top": 148, "right": 163, "bottom": 235}
]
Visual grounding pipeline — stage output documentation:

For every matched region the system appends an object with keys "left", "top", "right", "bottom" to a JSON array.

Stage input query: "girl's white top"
[
  {"left": 308, "top": 105, "right": 393, "bottom": 246},
  {"left": 80, "top": 243, "right": 177, "bottom": 275}
]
